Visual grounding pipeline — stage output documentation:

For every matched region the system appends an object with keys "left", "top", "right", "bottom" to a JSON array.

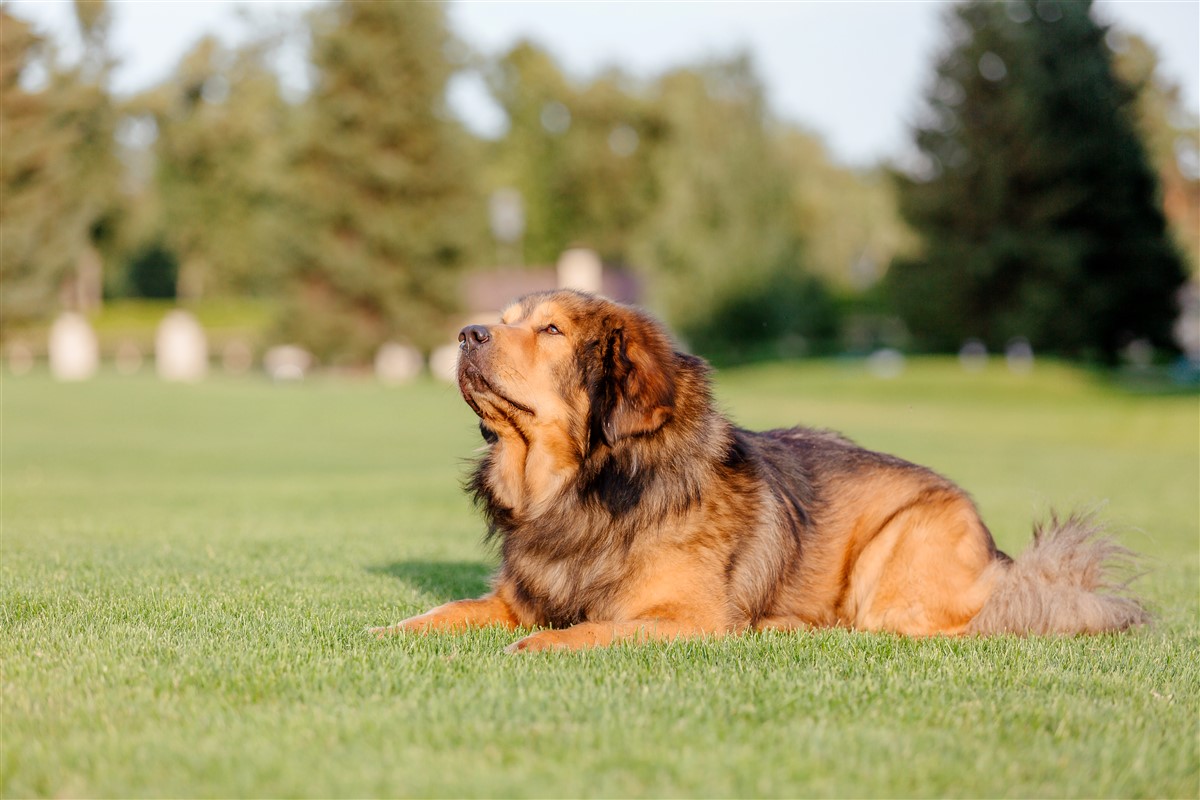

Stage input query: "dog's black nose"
[{"left": 459, "top": 324, "right": 491, "bottom": 352}]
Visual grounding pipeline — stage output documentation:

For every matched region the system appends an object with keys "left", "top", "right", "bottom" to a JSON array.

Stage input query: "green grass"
[{"left": 3, "top": 359, "right": 1197, "bottom": 798}]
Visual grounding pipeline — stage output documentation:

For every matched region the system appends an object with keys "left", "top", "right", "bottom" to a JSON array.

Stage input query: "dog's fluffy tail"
[{"left": 968, "top": 512, "right": 1150, "bottom": 635}]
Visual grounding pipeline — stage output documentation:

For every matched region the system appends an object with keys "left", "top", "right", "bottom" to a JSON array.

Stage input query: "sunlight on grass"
[{"left": 2, "top": 361, "right": 1197, "bottom": 797}]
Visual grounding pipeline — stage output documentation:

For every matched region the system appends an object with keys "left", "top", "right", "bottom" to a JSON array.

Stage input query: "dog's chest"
[{"left": 506, "top": 543, "right": 623, "bottom": 628}]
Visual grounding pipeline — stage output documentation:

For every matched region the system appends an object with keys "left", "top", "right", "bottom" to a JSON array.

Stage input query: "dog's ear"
[{"left": 590, "top": 312, "right": 676, "bottom": 445}]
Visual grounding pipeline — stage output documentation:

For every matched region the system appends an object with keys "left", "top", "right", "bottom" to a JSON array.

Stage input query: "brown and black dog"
[{"left": 371, "top": 290, "right": 1147, "bottom": 652}]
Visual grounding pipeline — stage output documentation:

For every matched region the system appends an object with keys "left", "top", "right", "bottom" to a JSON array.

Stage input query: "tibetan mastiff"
[{"left": 371, "top": 290, "right": 1147, "bottom": 652}]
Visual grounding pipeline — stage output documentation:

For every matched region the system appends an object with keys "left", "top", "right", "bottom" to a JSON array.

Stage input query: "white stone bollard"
[
  {"left": 1005, "top": 337, "right": 1034, "bottom": 375},
  {"left": 958, "top": 339, "right": 987, "bottom": 372},
  {"left": 374, "top": 342, "right": 423, "bottom": 385},
  {"left": 49, "top": 312, "right": 99, "bottom": 381},
  {"left": 429, "top": 343, "right": 461, "bottom": 383},
  {"left": 867, "top": 347, "right": 905, "bottom": 380},
  {"left": 263, "top": 345, "right": 312, "bottom": 381},
  {"left": 156, "top": 310, "right": 208, "bottom": 382}
]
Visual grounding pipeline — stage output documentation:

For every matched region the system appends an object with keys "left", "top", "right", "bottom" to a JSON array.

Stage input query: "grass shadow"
[{"left": 368, "top": 560, "right": 493, "bottom": 602}]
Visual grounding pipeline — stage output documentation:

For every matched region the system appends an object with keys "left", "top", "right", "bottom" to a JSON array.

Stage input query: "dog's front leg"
[
  {"left": 369, "top": 592, "right": 519, "bottom": 637},
  {"left": 505, "top": 617, "right": 723, "bottom": 653}
]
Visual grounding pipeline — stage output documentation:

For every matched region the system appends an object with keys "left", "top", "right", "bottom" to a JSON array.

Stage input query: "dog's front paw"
[
  {"left": 504, "top": 630, "right": 573, "bottom": 653},
  {"left": 367, "top": 623, "right": 404, "bottom": 639},
  {"left": 367, "top": 616, "right": 427, "bottom": 638}
]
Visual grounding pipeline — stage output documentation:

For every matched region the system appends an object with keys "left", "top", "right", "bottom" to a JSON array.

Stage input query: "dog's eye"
[{"left": 542, "top": 324, "right": 562, "bottom": 336}]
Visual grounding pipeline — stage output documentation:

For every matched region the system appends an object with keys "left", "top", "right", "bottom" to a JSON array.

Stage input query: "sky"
[{"left": 8, "top": 0, "right": 1199, "bottom": 167}]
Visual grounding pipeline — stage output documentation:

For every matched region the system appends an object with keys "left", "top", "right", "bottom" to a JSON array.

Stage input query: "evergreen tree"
[
  {"left": 889, "top": 0, "right": 1187, "bottom": 361},
  {"left": 1, "top": 3, "right": 120, "bottom": 329},
  {"left": 279, "top": 0, "right": 480, "bottom": 362}
]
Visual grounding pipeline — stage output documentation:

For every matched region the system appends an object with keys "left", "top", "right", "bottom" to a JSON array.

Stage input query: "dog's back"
[{"left": 745, "top": 427, "right": 1146, "bottom": 635}]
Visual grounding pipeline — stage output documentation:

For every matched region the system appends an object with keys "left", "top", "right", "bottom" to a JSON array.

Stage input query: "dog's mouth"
[{"left": 458, "top": 361, "right": 535, "bottom": 419}]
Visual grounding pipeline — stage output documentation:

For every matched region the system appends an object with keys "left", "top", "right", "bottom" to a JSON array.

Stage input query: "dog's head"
[{"left": 456, "top": 290, "right": 677, "bottom": 453}]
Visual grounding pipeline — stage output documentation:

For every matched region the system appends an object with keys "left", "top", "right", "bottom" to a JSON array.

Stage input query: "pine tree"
[
  {"left": 1, "top": 3, "right": 120, "bottom": 330},
  {"left": 279, "top": 0, "right": 480, "bottom": 363},
  {"left": 889, "top": 0, "right": 1187, "bottom": 361}
]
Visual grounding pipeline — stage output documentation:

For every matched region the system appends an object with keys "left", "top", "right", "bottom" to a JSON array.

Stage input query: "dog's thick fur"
[{"left": 370, "top": 290, "right": 1148, "bottom": 651}]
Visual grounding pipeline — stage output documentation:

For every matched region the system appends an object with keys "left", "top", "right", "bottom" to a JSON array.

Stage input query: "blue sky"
[{"left": 9, "top": 0, "right": 1198, "bottom": 167}]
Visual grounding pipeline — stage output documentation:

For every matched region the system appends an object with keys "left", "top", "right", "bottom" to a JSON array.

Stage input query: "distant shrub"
[
  {"left": 124, "top": 243, "right": 179, "bottom": 300},
  {"left": 683, "top": 271, "right": 842, "bottom": 365}
]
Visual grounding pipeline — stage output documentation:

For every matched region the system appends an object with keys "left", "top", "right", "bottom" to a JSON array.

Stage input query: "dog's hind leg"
[{"left": 849, "top": 491, "right": 1004, "bottom": 636}]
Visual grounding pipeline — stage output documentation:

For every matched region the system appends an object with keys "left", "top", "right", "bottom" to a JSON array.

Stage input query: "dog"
[{"left": 370, "top": 290, "right": 1148, "bottom": 652}]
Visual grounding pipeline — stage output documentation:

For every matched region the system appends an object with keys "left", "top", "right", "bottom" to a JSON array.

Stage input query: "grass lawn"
[{"left": 3, "top": 359, "right": 1197, "bottom": 798}]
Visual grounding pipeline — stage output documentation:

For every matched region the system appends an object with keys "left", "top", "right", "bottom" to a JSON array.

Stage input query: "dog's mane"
[
  {"left": 469, "top": 350, "right": 731, "bottom": 551},
  {"left": 471, "top": 346, "right": 745, "bottom": 626}
]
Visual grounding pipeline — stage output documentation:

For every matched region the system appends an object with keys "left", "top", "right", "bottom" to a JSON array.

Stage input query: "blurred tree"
[
  {"left": 61, "top": 0, "right": 120, "bottom": 312},
  {"left": 889, "top": 0, "right": 1188, "bottom": 362},
  {"left": 1, "top": 10, "right": 56, "bottom": 328},
  {"left": 279, "top": 0, "right": 481, "bottom": 362},
  {"left": 124, "top": 241, "right": 179, "bottom": 299},
  {"left": 631, "top": 57, "right": 819, "bottom": 351},
  {"left": 1, "top": 2, "right": 120, "bottom": 330},
  {"left": 485, "top": 41, "right": 662, "bottom": 265},
  {"left": 139, "top": 35, "right": 292, "bottom": 300},
  {"left": 778, "top": 129, "right": 916, "bottom": 291},
  {"left": 1111, "top": 32, "right": 1199, "bottom": 275}
]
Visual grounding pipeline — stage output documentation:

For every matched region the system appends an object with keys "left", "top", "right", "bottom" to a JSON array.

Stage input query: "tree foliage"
[
  {"left": 485, "top": 42, "right": 662, "bottom": 266},
  {"left": 277, "top": 0, "right": 482, "bottom": 362},
  {"left": 634, "top": 57, "right": 898, "bottom": 359},
  {"left": 1111, "top": 32, "right": 1200, "bottom": 276},
  {"left": 778, "top": 130, "right": 916, "bottom": 291},
  {"left": 889, "top": 0, "right": 1187, "bottom": 361},
  {"left": 632, "top": 58, "right": 800, "bottom": 338},
  {"left": 141, "top": 35, "right": 292, "bottom": 300},
  {"left": 483, "top": 45, "right": 907, "bottom": 359},
  {"left": 5, "top": 0, "right": 1184, "bottom": 368},
  {"left": 1, "top": 3, "right": 120, "bottom": 330}
]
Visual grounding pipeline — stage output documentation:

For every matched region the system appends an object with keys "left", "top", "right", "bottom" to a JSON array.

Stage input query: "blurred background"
[{"left": 2, "top": 0, "right": 1197, "bottom": 381}]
